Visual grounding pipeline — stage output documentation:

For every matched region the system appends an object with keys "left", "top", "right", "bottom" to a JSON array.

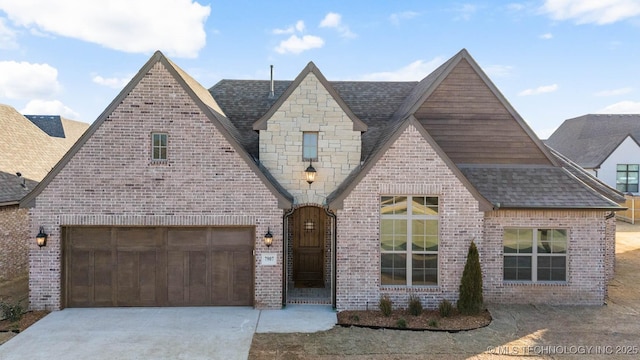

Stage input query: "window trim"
[
  {"left": 151, "top": 132, "right": 168, "bottom": 162},
  {"left": 503, "top": 227, "right": 568, "bottom": 283},
  {"left": 380, "top": 195, "right": 439, "bottom": 287},
  {"left": 302, "top": 131, "right": 318, "bottom": 161}
]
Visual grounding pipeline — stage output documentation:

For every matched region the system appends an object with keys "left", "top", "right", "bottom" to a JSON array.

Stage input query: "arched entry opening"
[{"left": 285, "top": 205, "right": 333, "bottom": 305}]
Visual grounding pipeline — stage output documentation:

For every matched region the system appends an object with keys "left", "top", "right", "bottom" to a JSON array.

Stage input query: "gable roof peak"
[{"left": 253, "top": 61, "right": 367, "bottom": 131}]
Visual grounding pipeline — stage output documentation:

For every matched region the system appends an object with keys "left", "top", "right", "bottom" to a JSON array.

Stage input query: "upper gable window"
[
  {"left": 616, "top": 164, "right": 639, "bottom": 193},
  {"left": 303, "top": 132, "right": 318, "bottom": 161},
  {"left": 152, "top": 133, "right": 168, "bottom": 161}
]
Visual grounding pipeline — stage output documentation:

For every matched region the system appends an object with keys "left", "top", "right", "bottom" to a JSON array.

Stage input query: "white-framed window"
[
  {"left": 302, "top": 132, "right": 318, "bottom": 161},
  {"left": 152, "top": 133, "right": 168, "bottom": 161},
  {"left": 616, "top": 164, "right": 639, "bottom": 193},
  {"left": 380, "top": 196, "right": 438, "bottom": 286},
  {"left": 503, "top": 228, "right": 567, "bottom": 282}
]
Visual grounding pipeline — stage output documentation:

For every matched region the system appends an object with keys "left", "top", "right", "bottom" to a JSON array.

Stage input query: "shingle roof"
[
  {"left": 210, "top": 80, "right": 417, "bottom": 160},
  {"left": 0, "top": 104, "right": 78, "bottom": 181},
  {"left": 0, "top": 171, "right": 38, "bottom": 205},
  {"left": 24, "top": 115, "right": 65, "bottom": 138},
  {"left": 546, "top": 114, "right": 640, "bottom": 169},
  {"left": 459, "top": 165, "right": 621, "bottom": 209}
]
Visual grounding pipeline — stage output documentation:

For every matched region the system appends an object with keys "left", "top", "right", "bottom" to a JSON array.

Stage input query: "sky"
[{"left": 1, "top": 0, "right": 640, "bottom": 139}]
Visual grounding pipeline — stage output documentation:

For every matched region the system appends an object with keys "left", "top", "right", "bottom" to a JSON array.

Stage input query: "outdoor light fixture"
[
  {"left": 304, "top": 160, "right": 317, "bottom": 185},
  {"left": 264, "top": 228, "right": 273, "bottom": 247},
  {"left": 36, "top": 226, "right": 48, "bottom": 248}
]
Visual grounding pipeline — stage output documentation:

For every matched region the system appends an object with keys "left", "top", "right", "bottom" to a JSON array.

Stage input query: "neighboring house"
[
  {"left": 546, "top": 114, "right": 640, "bottom": 194},
  {"left": 22, "top": 50, "right": 623, "bottom": 312},
  {"left": 0, "top": 105, "right": 88, "bottom": 283}
]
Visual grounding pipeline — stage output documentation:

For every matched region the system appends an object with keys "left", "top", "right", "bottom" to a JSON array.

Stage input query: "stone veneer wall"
[
  {"left": 29, "top": 61, "right": 283, "bottom": 311},
  {"left": 0, "top": 205, "right": 29, "bottom": 283},
  {"left": 259, "top": 73, "right": 361, "bottom": 205},
  {"left": 335, "top": 124, "right": 485, "bottom": 310},
  {"left": 483, "top": 210, "right": 609, "bottom": 305}
]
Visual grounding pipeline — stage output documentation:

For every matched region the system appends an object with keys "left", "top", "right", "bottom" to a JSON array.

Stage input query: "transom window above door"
[
  {"left": 380, "top": 196, "right": 439, "bottom": 286},
  {"left": 302, "top": 132, "right": 318, "bottom": 161}
]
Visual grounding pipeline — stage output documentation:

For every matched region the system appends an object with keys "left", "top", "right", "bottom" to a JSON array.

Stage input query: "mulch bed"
[
  {"left": 0, "top": 311, "right": 49, "bottom": 333},
  {"left": 337, "top": 308, "right": 491, "bottom": 332}
]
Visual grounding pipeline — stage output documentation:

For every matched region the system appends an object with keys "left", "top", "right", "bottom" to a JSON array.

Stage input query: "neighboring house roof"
[
  {"left": 0, "top": 104, "right": 87, "bottom": 182},
  {"left": 21, "top": 51, "right": 294, "bottom": 209},
  {"left": 0, "top": 171, "right": 39, "bottom": 206},
  {"left": 546, "top": 114, "right": 640, "bottom": 169},
  {"left": 24, "top": 115, "right": 65, "bottom": 138}
]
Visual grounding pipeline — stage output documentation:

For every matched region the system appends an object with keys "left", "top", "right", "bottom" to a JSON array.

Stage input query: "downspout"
[
  {"left": 282, "top": 208, "right": 295, "bottom": 307},
  {"left": 324, "top": 207, "right": 337, "bottom": 309}
]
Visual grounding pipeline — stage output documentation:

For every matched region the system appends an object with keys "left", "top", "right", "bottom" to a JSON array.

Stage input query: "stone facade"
[
  {"left": 29, "top": 61, "right": 284, "bottom": 310},
  {"left": 0, "top": 205, "right": 29, "bottom": 283},
  {"left": 335, "top": 124, "right": 485, "bottom": 310},
  {"left": 259, "top": 73, "right": 361, "bottom": 205}
]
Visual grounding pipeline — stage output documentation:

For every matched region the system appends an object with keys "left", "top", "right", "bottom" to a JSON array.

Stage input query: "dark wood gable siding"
[{"left": 415, "top": 59, "right": 551, "bottom": 165}]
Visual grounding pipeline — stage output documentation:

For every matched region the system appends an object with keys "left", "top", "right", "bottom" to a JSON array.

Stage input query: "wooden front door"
[{"left": 292, "top": 207, "right": 326, "bottom": 288}]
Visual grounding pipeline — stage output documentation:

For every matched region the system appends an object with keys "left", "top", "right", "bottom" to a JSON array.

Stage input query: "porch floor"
[{"left": 287, "top": 284, "right": 331, "bottom": 305}]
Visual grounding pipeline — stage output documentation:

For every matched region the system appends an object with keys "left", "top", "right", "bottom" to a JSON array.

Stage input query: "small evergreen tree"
[{"left": 457, "top": 241, "right": 483, "bottom": 315}]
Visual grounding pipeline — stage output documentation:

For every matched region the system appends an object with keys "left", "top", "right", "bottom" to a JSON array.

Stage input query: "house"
[
  {"left": 22, "top": 49, "right": 623, "bottom": 312},
  {"left": 0, "top": 105, "right": 88, "bottom": 283},
  {"left": 546, "top": 114, "right": 640, "bottom": 195}
]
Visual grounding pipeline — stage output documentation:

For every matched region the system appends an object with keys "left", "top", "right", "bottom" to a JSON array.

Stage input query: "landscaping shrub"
[
  {"left": 428, "top": 319, "right": 439, "bottom": 328},
  {"left": 457, "top": 241, "right": 484, "bottom": 315},
  {"left": 438, "top": 299, "right": 453, "bottom": 317},
  {"left": 396, "top": 318, "right": 407, "bottom": 329},
  {"left": 379, "top": 296, "right": 392, "bottom": 317},
  {"left": 0, "top": 301, "right": 24, "bottom": 323},
  {"left": 408, "top": 295, "right": 423, "bottom": 316}
]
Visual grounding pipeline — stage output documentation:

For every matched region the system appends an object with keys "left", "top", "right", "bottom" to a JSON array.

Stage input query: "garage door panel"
[{"left": 65, "top": 226, "right": 253, "bottom": 307}]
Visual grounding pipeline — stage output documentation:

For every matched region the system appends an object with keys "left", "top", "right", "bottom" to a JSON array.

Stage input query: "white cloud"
[
  {"left": 21, "top": 99, "right": 80, "bottom": 119},
  {"left": 597, "top": 100, "right": 640, "bottom": 113},
  {"left": 518, "top": 84, "right": 558, "bottom": 96},
  {"left": 390, "top": 11, "right": 420, "bottom": 25},
  {"left": 542, "top": 0, "right": 640, "bottom": 25},
  {"left": 319, "top": 12, "right": 356, "bottom": 38},
  {"left": 360, "top": 57, "right": 444, "bottom": 81},
  {"left": 0, "top": 61, "right": 61, "bottom": 99},
  {"left": 594, "top": 87, "right": 633, "bottom": 97},
  {"left": 92, "top": 74, "right": 132, "bottom": 89},
  {"left": 453, "top": 3, "right": 478, "bottom": 21},
  {"left": 273, "top": 20, "right": 305, "bottom": 35},
  {"left": 275, "top": 35, "right": 324, "bottom": 54},
  {"left": 483, "top": 64, "right": 514, "bottom": 77},
  {"left": 320, "top": 12, "right": 341, "bottom": 28},
  {"left": 540, "top": 32, "right": 553, "bottom": 39},
  {"left": 0, "top": 0, "right": 210, "bottom": 58},
  {"left": 0, "top": 17, "right": 18, "bottom": 49},
  {"left": 506, "top": 3, "right": 526, "bottom": 12}
]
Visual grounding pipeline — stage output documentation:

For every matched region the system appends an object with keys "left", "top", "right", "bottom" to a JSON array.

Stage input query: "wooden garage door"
[{"left": 64, "top": 227, "right": 254, "bottom": 307}]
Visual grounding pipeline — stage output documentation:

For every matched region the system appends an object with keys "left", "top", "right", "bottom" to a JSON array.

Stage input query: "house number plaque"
[{"left": 261, "top": 253, "right": 277, "bottom": 266}]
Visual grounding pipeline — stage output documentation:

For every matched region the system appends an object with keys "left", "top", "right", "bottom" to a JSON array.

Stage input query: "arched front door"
[{"left": 292, "top": 206, "right": 325, "bottom": 288}]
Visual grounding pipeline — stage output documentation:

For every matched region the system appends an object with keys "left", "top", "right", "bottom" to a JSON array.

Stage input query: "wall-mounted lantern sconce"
[
  {"left": 36, "top": 226, "right": 48, "bottom": 248},
  {"left": 305, "top": 160, "right": 316, "bottom": 185},
  {"left": 263, "top": 227, "right": 273, "bottom": 247}
]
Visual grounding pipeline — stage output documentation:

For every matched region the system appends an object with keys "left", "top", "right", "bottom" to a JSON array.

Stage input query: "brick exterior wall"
[
  {"left": 605, "top": 216, "right": 616, "bottom": 283},
  {"left": 335, "top": 124, "right": 485, "bottom": 310},
  {"left": 483, "top": 210, "right": 609, "bottom": 305},
  {"left": 29, "top": 61, "right": 284, "bottom": 311},
  {"left": 259, "top": 73, "right": 361, "bottom": 205},
  {"left": 0, "top": 205, "right": 29, "bottom": 283},
  {"left": 334, "top": 123, "right": 613, "bottom": 310}
]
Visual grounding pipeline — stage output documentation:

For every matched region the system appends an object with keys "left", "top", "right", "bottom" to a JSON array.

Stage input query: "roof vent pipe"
[{"left": 269, "top": 65, "right": 274, "bottom": 98}]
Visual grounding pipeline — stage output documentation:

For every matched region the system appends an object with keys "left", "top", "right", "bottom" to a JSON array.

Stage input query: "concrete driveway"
[{"left": 0, "top": 305, "right": 336, "bottom": 360}]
